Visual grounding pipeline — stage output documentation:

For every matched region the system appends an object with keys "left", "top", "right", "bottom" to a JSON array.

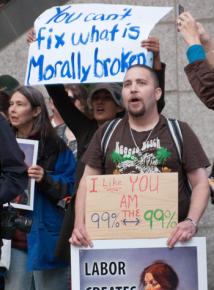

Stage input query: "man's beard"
[{"left": 127, "top": 103, "right": 145, "bottom": 117}]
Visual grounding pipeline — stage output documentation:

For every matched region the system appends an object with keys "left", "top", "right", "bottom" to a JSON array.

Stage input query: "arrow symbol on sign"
[{"left": 123, "top": 218, "right": 140, "bottom": 226}]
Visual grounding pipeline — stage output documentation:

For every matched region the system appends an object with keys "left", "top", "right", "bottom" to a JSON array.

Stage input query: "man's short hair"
[{"left": 126, "top": 64, "right": 160, "bottom": 88}]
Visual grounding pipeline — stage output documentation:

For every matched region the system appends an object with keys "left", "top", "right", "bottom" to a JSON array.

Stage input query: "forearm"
[
  {"left": 178, "top": 12, "right": 214, "bottom": 68},
  {"left": 187, "top": 183, "right": 209, "bottom": 224},
  {"left": 167, "top": 183, "right": 209, "bottom": 248},
  {"left": 46, "top": 84, "right": 92, "bottom": 137},
  {"left": 37, "top": 172, "right": 70, "bottom": 201},
  {"left": 74, "top": 179, "right": 87, "bottom": 226},
  {"left": 155, "top": 62, "right": 165, "bottom": 113},
  {"left": 37, "top": 151, "right": 76, "bottom": 202},
  {"left": 0, "top": 173, "right": 27, "bottom": 203},
  {"left": 45, "top": 84, "right": 75, "bottom": 130},
  {"left": 167, "top": 168, "right": 209, "bottom": 247},
  {"left": 206, "top": 49, "right": 214, "bottom": 68},
  {"left": 153, "top": 53, "right": 162, "bottom": 70},
  {"left": 185, "top": 60, "right": 214, "bottom": 109}
]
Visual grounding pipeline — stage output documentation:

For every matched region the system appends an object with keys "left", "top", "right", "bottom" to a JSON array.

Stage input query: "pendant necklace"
[{"left": 129, "top": 124, "right": 155, "bottom": 156}]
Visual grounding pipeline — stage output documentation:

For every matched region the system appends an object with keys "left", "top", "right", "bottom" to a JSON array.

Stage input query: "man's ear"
[
  {"left": 33, "top": 106, "right": 41, "bottom": 117},
  {"left": 155, "top": 87, "right": 162, "bottom": 101}
]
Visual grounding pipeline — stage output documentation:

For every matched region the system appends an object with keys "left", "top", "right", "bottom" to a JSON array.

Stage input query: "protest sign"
[
  {"left": 25, "top": 4, "right": 172, "bottom": 85},
  {"left": 10, "top": 138, "right": 38, "bottom": 210},
  {"left": 71, "top": 237, "right": 207, "bottom": 290},
  {"left": 85, "top": 173, "right": 178, "bottom": 239}
]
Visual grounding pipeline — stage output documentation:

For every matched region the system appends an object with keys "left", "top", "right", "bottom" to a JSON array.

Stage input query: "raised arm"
[
  {"left": 177, "top": 12, "right": 214, "bottom": 67},
  {"left": 141, "top": 36, "right": 165, "bottom": 113},
  {"left": 45, "top": 84, "right": 94, "bottom": 137},
  {"left": 177, "top": 12, "right": 214, "bottom": 109}
]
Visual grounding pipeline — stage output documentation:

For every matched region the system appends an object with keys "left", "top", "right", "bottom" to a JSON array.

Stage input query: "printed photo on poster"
[
  {"left": 10, "top": 138, "right": 39, "bottom": 210},
  {"left": 71, "top": 237, "right": 207, "bottom": 290}
]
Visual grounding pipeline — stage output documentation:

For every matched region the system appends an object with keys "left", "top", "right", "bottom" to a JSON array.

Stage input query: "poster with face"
[
  {"left": 10, "top": 138, "right": 39, "bottom": 210},
  {"left": 71, "top": 238, "right": 207, "bottom": 290}
]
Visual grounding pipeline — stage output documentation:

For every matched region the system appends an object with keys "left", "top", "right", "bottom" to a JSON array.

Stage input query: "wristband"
[
  {"left": 184, "top": 217, "right": 198, "bottom": 232},
  {"left": 186, "top": 44, "right": 206, "bottom": 63}
]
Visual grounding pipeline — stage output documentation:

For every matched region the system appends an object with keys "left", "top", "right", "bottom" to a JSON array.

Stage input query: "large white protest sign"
[
  {"left": 25, "top": 4, "right": 172, "bottom": 85},
  {"left": 71, "top": 238, "right": 207, "bottom": 290}
]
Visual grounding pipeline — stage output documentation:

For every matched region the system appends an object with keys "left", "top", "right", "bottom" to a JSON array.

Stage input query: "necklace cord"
[{"left": 129, "top": 126, "right": 154, "bottom": 150}]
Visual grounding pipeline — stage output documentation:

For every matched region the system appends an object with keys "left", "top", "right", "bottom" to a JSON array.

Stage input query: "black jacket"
[
  {"left": 0, "top": 114, "right": 28, "bottom": 249},
  {"left": 0, "top": 114, "right": 28, "bottom": 204}
]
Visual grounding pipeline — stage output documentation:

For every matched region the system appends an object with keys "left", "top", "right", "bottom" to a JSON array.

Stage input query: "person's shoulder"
[
  {"left": 0, "top": 113, "right": 12, "bottom": 133},
  {"left": 161, "top": 115, "right": 193, "bottom": 134},
  {"left": 174, "top": 119, "right": 191, "bottom": 130},
  {"left": 0, "top": 113, "right": 6, "bottom": 122},
  {"left": 100, "top": 117, "right": 124, "bottom": 135}
]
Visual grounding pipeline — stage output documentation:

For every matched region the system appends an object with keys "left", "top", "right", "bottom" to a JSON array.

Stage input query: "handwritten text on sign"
[
  {"left": 25, "top": 4, "right": 172, "bottom": 85},
  {"left": 86, "top": 173, "right": 178, "bottom": 239}
]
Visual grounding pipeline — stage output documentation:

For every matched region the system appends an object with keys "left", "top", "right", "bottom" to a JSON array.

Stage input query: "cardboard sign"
[
  {"left": 25, "top": 4, "right": 172, "bottom": 85},
  {"left": 86, "top": 173, "right": 178, "bottom": 239}
]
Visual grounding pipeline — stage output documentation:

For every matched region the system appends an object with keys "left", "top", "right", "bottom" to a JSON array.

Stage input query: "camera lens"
[{"left": 14, "top": 216, "right": 32, "bottom": 233}]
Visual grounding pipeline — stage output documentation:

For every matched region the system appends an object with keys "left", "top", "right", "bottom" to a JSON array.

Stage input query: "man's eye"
[{"left": 138, "top": 81, "right": 146, "bottom": 85}]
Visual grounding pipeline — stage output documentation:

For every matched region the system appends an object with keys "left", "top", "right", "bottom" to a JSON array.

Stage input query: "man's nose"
[
  {"left": 9, "top": 104, "right": 16, "bottom": 111},
  {"left": 130, "top": 82, "right": 137, "bottom": 91}
]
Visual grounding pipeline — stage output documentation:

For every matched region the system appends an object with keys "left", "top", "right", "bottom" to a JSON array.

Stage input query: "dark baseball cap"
[{"left": 0, "top": 75, "right": 19, "bottom": 95}]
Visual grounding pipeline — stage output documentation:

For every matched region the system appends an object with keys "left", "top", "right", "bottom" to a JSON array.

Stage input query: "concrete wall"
[{"left": 0, "top": 0, "right": 213, "bottom": 288}]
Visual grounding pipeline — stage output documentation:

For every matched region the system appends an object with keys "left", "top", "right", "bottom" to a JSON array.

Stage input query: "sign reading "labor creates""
[
  {"left": 25, "top": 4, "right": 172, "bottom": 85},
  {"left": 85, "top": 173, "right": 178, "bottom": 239}
]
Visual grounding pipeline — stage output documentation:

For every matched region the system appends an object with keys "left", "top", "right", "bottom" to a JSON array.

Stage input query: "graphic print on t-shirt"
[{"left": 111, "top": 137, "right": 172, "bottom": 174}]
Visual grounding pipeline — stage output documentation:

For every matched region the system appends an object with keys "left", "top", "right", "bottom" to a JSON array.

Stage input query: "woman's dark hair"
[
  {"left": 140, "top": 260, "right": 179, "bottom": 290},
  {"left": 0, "top": 90, "right": 10, "bottom": 116},
  {"left": 11, "top": 86, "right": 60, "bottom": 152}
]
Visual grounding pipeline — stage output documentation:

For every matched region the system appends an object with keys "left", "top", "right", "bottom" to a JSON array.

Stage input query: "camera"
[{"left": 0, "top": 204, "right": 32, "bottom": 239}]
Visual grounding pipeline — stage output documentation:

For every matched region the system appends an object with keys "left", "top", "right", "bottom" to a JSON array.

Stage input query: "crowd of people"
[{"left": 0, "top": 7, "right": 213, "bottom": 290}]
